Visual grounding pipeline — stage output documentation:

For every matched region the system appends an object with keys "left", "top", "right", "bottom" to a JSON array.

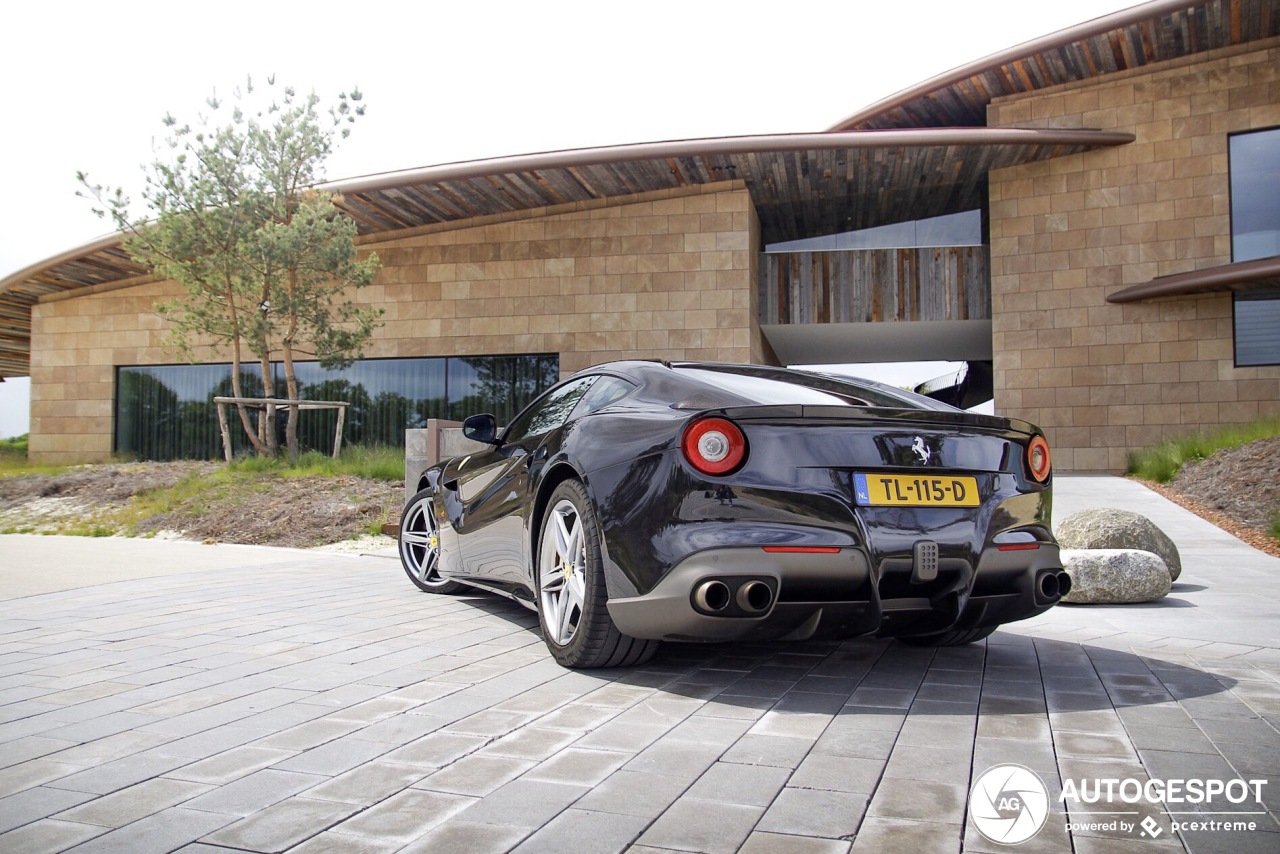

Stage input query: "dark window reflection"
[
  {"left": 503, "top": 377, "right": 597, "bottom": 443},
  {"left": 114, "top": 354, "right": 559, "bottom": 460},
  {"left": 1230, "top": 127, "right": 1280, "bottom": 262}
]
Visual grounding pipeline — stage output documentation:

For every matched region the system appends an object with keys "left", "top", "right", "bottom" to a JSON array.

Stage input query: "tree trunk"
[
  {"left": 228, "top": 327, "right": 267, "bottom": 457},
  {"left": 259, "top": 355, "right": 278, "bottom": 455},
  {"left": 283, "top": 345, "right": 299, "bottom": 459}
]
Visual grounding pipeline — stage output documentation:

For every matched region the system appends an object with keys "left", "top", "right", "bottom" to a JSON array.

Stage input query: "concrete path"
[{"left": 0, "top": 476, "right": 1275, "bottom": 853}]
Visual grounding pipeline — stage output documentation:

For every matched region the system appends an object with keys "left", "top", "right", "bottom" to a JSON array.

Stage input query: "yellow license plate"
[{"left": 854, "top": 473, "right": 980, "bottom": 507}]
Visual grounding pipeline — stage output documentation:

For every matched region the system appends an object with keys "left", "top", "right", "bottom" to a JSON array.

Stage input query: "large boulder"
[
  {"left": 1055, "top": 508, "right": 1182, "bottom": 581},
  {"left": 1060, "top": 549, "right": 1172, "bottom": 604}
]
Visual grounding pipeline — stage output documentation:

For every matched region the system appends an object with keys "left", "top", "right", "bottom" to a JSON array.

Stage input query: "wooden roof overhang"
[
  {"left": 828, "top": 0, "right": 1280, "bottom": 131},
  {"left": 0, "top": 127, "right": 1131, "bottom": 378},
  {"left": 1107, "top": 255, "right": 1280, "bottom": 303}
]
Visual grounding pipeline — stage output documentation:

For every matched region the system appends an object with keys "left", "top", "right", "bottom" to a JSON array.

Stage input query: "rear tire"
[
  {"left": 535, "top": 480, "right": 658, "bottom": 669},
  {"left": 398, "top": 488, "right": 464, "bottom": 594},
  {"left": 897, "top": 624, "right": 999, "bottom": 647}
]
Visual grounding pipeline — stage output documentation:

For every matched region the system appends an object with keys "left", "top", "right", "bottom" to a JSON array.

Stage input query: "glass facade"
[
  {"left": 765, "top": 210, "right": 983, "bottom": 253},
  {"left": 1229, "top": 126, "right": 1280, "bottom": 262},
  {"left": 115, "top": 354, "right": 559, "bottom": 460},
  {"left": 1228, "top": 127, "right": 1280, "bottom": 366}
]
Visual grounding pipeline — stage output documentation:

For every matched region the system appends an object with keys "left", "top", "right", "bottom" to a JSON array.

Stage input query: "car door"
[{"left": 445, "top": 376, "right": 599, "bottom": 585}]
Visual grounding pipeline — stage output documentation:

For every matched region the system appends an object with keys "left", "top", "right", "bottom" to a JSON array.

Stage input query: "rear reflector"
[
  {"left": 997, "top": 543, "right": 1040, "bottom": 552},
  {"left": 762, "top": 546, "right": 841, "bottom": 554}
]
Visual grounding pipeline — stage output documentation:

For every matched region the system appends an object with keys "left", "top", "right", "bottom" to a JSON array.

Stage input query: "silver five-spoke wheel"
[
  {"left": 538, "top": 498, "right": 588, "bottom": 645},
  {"left": 534, "top": 480, "right": 658, "bottom": 668},
  {"left": 399, "top": 488, "right": 461, "bottom": 593}
]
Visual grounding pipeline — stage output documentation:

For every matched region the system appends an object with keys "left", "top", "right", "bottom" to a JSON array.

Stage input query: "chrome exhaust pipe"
[
  {"left": 1038, "top": 571, "right": 1060, "bottom": 600},
  {"left": 1055, "top": 571, "right": 1072, "bottom": 597},
  {"left": 693, "top": 579, "right": 731, "bottom": 612},
  {"left": 736, "top": 580, "right": 773, "bottom": 614}
]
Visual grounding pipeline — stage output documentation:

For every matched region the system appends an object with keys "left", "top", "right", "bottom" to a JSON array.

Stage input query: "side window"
[
  {"left": 503, "top": 377, "right": 597, "bottom": 443},
  {"left": 576, "top": 376, "right": 636, "bottom": 417}
]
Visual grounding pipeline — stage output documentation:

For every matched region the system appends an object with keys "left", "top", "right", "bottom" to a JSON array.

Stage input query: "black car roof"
[{"left": 570, "top": 360, "right": 956, "bottom": 412}]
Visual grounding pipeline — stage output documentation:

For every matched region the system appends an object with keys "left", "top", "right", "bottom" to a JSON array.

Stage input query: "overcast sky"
[{"left": 0, "top": 0, "right": 1140, "bottom": 438}]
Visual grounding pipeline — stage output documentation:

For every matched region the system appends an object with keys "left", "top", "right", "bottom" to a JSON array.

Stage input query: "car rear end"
[{"left": 601, "top": 371, "right": 1066, "bottom": 645}]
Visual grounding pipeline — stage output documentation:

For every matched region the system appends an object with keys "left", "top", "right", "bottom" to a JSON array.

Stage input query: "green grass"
[
  {"left": 0, "top": 434, "right": 30, "bottom": 473},
  {"left": 1125, "top": 417, "right": 1280, "bottom": 483},
  {"left": 227, "top": 444, "right": 404, "bottom": 481}
]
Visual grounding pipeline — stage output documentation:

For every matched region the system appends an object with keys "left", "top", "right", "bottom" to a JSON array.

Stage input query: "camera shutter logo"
[{"left": 970, "top": 764, "right": 1050, "bottom": 844}]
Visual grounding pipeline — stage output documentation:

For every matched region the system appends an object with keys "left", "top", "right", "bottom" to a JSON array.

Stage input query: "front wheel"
[
  {"left": 896, "top": 624, "right": 999, "bottom": 647},
  {"left": 399, "top": 488, "right": 463, "bottom": 594},
  {"left": 536, "top": 480, "right": 658, "bottom": 669}
]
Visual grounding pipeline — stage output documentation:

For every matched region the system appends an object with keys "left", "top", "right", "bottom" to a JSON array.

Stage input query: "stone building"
[{"left": 1, "top": 0, "right": 1277, "bottom": 468}]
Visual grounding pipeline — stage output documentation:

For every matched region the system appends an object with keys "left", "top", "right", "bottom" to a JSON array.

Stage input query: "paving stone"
[
  {"left": 1053, "top": 731, "right": 1138, "bottom": 760},
  {"left": 756, "top": 786, "right": 866, "bottom": 838},
  {"left": 455, "top": 779, "right": 587, "bottom": 829},
  {"left": 624, "top": 737, "right": 722, "bottom": 779},
  {"left": 572, "top": 769, "right": 690, "bottom": 819},
  {"left": 788, "top": 752, "right": 883, "bottom": 793},
  {"left": 893, "top": 717, "right": 974, "bottom": 750},
  {"left": 303, "top": 759, "right": 429, "bottom": 805},
  {"left": 274, "top": 829, "right": 402, "bottom": 853},
  {"left": 739, "top": 831, "right": 852, "bottom": 854},
  {"left": 510, "top": 807, "right": 648, "bottom": 853},
  {"left": 269, "top": 734, "right": 392, "bottom": 776},
  {"left": 165, "top": 745, "right": 298, "bottom": 785},
  {"left": 55, "top": 777, "right": 212, "bottom": 828},
  {"left": 416, "top": 754, "right": 535, "bottom": 796},
  {"left": 0, "top": 785, "right": 96, "bottom": 834},
  {"left": 39, "top": 749, "right": 191, "bottom": 796},
  {"left": 396, "top": 819, "right": 529, "bottom": 854},
  {"left": 720, "top": 734, "right": 814, "bottom": 769},
  {"left": 637, "top": 798, "right": 764, "bottom": 854},
  {"left": 685, "top": 761, "right": 791, "bottom": 807},
  {"left": 483, "top": 726, "right": 580, "bottom": 761},
  {"left": 181, "top": 768, "right": 327, "bottom": 816},
  {"left": 65, "top": 806, "right": 238, "bottom": 854},
  {"left": 810, "top": 724, "right": 898, "bottom": 760},
  {"left": 200, "top": 796, "right": 359, "bottom": 853},
  {"left": 381, "top": 731, "right": 488, "bottom": 768},
  {"left": 849, "top": 817, "right": 961, "bottom": 853},
  {"left": 0, "top": 818, "right": 107, "bottom": 854},
  {"left": 522, "top": 747, "right": 630, "bottom": 786},
  {"left": 881, "top": 744, "right": 972, "bottom": 784},
  {"left": 865, "top": 778, "right": 966, "bottom": 824},
  {"left": 329, "top": 787, "right": 474, "bottom": 842}
]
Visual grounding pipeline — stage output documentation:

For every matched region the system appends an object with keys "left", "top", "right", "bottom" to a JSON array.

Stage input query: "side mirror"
[{"left": 462, "top": 413, "right": 501, "bottom": 446}]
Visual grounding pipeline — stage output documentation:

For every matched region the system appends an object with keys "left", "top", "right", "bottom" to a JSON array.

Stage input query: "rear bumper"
[{"left": 606, "top": 543, "right": 1063, "bottom": 643}]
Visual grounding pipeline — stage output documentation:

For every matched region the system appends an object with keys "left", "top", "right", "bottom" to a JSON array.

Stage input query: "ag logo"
[{"left": 970, "top": 764, "right": 1050, "bottom": 844}]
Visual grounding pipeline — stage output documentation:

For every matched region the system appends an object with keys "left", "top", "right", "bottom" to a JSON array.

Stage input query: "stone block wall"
[
  {"left": 28, "top": 182, "right": 765, "bottom": 464},
  {"left": 988, "top": 38, "right": 1280, "bottom": 471}
]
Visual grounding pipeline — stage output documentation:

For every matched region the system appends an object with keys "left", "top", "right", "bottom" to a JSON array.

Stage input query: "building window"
[
  {"left": 115, "top": 354, "right": 559, "bottom": 461},
  {"left": 1234, "top": 289, "right": 1280, "bottom": 368},
  {"left": 765, "top": 209, "right": 982, "bottom": 253},
  {"left": 1229, "top": 127, "right": 1280, "bottom": 262}
]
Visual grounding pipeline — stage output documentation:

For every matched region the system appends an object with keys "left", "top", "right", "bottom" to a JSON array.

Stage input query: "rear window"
[{"left": 675, "top": 367, "right": 948, "bottom": 410}]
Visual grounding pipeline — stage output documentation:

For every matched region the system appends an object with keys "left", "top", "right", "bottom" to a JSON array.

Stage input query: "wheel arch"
[{"left": 528, "top": 462, "right": 587, "bottom": 572}]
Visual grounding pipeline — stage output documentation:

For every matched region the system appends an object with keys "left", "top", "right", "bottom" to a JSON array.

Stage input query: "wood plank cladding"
[
  {"left": 833, "top": 0, "right": 1280, "bottom": 130},
  {"left": 759, "top": 247, "right": 990, "bottom": 326}
]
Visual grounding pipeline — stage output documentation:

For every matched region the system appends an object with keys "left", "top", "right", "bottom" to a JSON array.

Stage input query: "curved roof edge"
[
  {"left": 826, "top": 0, "right": 1242, "bottom": 131},
  {"left": 2, "top": 127, "right": 1132, "bottom": 296},
  {"left": 1107, "top": 256, "right": 1280, "bottom": 303},
  {"left": 316, "top": 127, "right": 1134, "bottom": 196}
]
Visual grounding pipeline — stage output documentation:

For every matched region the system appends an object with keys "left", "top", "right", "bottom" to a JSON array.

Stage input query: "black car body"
[{"left": 399, "top": 361, "right": 1068, "bottom": 668}]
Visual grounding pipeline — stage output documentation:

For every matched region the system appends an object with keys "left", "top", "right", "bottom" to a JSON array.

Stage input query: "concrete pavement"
[{"left": 0, "top": 475, "right": 1275, "bottom": 853}]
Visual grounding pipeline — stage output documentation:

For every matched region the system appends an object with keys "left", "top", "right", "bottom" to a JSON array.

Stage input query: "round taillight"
[
  {"left": 682, "top": 417, "right": 747, "bottom": 476},
  {"left": 1027, "top": 435, "right": 1052, "bottom": 483}
]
